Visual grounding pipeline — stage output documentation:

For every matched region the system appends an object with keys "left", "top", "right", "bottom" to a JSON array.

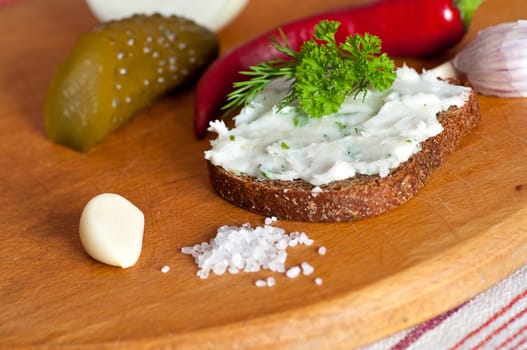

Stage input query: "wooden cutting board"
[{"left": 2, "top": 0, "right": 527, "bottom": 348}]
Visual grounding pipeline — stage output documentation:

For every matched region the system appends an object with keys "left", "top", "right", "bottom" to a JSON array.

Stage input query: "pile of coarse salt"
[{"left": 181, "top": 217, "right": 319, "bottom": 284}]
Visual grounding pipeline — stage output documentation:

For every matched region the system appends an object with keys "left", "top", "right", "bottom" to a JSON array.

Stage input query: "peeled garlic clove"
[
  {"left": 453, "top": 20, "right": 527, "bottom": 98},
  {"left": 79, "top": 193, "right": 145, "bottom": 268}
]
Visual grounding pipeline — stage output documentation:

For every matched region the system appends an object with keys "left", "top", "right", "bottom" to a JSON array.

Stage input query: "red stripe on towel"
[
  {"left": 509, "top": 336, "right": 527, "bottom": 350},
  {"left": 391, "top": 304, "right": 465, "bottom": 350},
  {"left": 470, "top": 305, "right": 527, "bottom": 350},
  {"left": 497, "top": 324, "right": 527, "bottom": 349},
  {"left": 450, "top": 288, "right": 527, "bottom": 350}
]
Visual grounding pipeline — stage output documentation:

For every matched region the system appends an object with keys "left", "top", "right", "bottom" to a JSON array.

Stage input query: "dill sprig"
[{"left": 222, "top": 20, "right": 396, "bottom": 118}]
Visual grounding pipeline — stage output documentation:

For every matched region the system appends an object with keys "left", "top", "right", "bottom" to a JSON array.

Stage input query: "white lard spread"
[{"left": 205, "top": 66, "right": 471, "bottom": 186}]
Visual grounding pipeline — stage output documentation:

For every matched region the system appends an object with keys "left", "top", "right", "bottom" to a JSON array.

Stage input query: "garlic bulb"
[{"left": 453, "top": 20, "right": 527, "bottom": 98}]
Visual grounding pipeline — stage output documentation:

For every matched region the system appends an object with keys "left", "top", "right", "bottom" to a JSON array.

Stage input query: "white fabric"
[{"left": 361, "top": 264, "right": 527, "bottom": 349}]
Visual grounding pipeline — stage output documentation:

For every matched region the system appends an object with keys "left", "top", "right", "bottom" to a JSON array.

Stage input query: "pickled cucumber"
[{"left": 45, "top": 14, "right": 218, "bottom": 151}]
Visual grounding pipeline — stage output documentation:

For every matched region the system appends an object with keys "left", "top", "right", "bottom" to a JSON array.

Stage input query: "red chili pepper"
[{"left": 194, "top": 0, "right": 483, "bottom": 138}]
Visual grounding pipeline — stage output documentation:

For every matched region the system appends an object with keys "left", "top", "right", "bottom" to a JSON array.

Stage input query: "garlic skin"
[{"left": 453, "top": 20, "right": 527, "bottom": 98}]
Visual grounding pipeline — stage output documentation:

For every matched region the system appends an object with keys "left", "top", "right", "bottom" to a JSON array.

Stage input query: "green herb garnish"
[
  {"left": 293, "top": 115, "right": 309, "bottom": 127},
  {"left": 335, "top": 121, "right": 347, "bottom": 131},
  {"left": 258, "top": 164, "right": 270, "bottom": 179},
  {"left": 280, "top": 141, "right": 290, "bottom": 150},
  {"left": 223, "top": 20, "right": 396, "bottom": 118}
]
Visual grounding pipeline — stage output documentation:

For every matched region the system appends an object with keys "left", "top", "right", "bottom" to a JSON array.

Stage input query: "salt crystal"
[
  {"left": 228, "top": 266, "right": 240, "bottom": 274},
  {"left": 161, "top": 265, "right": 170, "bottom": 273},
  {"left": 299, "top": 232, "right": 314, "bottom": 246},
  {"left": 311, "top": 186, "right": 323, "bottom": 197},
  {"left": 301, "top": 262, "right": 314, "bottom": 276},
  {"left": 318, "top": 246, "right": 327, "bottom": 255},
  {"left": 231, "top": 253, "right": 244, "bottom": 268},
  {"left": 244, "top": 261, "right": 261, "bottom": 273},
  {"left": 255, "top": 280, "right": 267, "bottom": 287},
  {"left": 286, "top": 266, "right": 301, "bottom": 279},
  {"left": 181, "top": 219, "right": 317, "bottom": 283},
  {"left": 181, "top": 247, "right": 193, "bottom": 254},
  {"left": 277, "top": 250, "right": 288, "bottom": 264},
  {"left": 212, "top": 261, "right": 228, "bottom": 275},
  {"left": 198, "top": 270, "right": 209, "bottom": 279},
  {"left": 265, "top": 216, "right": 277, "bottom": 225},
  {"left": 275, "top": 238, "right": 289, "bottom": 250},
  {"left": 314, "top": 277, "right": 323, "bottom": 286},
  {"left": 266, "top": 277, "right": 276, "bottom": 287}
]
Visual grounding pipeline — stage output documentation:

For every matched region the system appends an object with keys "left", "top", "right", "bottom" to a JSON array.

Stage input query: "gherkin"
[{"left": 45, "top": 14, "right": 218, "bottom": 151}]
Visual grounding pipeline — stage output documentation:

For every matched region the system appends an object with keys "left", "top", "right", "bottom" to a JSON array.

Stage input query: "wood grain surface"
[{"left": 1, "top": 0, "right": 527, "bottom": 349}]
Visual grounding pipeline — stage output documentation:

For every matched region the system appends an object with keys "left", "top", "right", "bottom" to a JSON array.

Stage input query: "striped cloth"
[{"left": 361, "top": 264, "right": 527, "bottom": 350}]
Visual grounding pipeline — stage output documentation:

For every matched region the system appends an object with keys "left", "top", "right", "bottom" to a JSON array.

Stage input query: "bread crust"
[{"left": 207, "top": 85, "right": 480, "bottom": 222}]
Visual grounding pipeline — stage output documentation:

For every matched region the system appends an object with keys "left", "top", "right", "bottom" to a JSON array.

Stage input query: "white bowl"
[{"left": 86, "top": 0, "right": 249, "bottom": 31}]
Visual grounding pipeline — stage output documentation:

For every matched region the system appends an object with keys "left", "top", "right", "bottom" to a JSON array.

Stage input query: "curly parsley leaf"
[{"left": 222, "top": 20, "right": 396, "bottom": 118}]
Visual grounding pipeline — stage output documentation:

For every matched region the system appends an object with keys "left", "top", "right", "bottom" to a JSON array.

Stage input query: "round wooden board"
[{"left": 2, "top": 0, "right": 527, "bottom": 348}]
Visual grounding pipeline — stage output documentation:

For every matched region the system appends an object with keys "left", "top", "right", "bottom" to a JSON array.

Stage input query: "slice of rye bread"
[{"left": 207, "top": 83, "right": 481, "bottom": 222}]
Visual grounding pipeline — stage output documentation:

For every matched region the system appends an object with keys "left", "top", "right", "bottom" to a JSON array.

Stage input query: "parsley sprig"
[{"left": 223, "top": 20, "right": 396, "bottom": 118}]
